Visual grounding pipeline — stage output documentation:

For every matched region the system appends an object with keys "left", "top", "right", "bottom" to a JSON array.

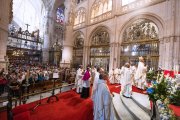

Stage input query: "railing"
[{"left": 0, "top": 82, "right": 75, "bottom": 120}]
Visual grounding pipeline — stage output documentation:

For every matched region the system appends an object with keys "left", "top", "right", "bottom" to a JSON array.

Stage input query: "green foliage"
[
  {"left": 169, "top": 90, "right": 180, "bottom": 106},
  {"left": 146, "top": 70, "right": 157, "bottom": 81},
  {"left": 147, "top": 76, "right": 170, "bottom": 102}
]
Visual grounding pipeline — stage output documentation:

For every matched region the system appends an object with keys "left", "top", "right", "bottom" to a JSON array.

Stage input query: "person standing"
[
  {"left": 134, "top": 56, "right": 147, "bottom": 89},
  {"left": 121, "top": 63, "right": 132, "bottom": 98},
  {"left": 93, "top": 73, "right": 114, "bottom": 120},
  {"left": 109, "top": 69, "right": 115, "bottom": 84},
  {"left": 75, "top": 65, "right": 83, "bottom": 93},
  {"left": 81, "top": 67, "right": 91, "bottom": 98},
  {"left": 91, "top": 67, "right": 103, "bottom": 99}
]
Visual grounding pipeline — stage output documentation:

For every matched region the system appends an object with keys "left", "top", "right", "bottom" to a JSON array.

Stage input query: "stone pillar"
[
  {"left": 158, "top": 38, "right": 164, "bottom": 69},
  {"left": 83, "top": 46, "right": 90, "bottom": 68},
  {"left": 109, "top": 43, "right": 114, "bottom": 71},
  {"left": 0, "top": 0, "right": 11, "bottom": 71},
  {"left": 42, "top": 33, "right": 50, "bottom": 63},
  {"left": 173, "top": 36, "right": 180, "bottom": 70},
  {"left": 60, "top": 25, "right": 73, "bottom": 67},
  {"left": 61, "top": 45, "right": 73, "bottom": 63}
]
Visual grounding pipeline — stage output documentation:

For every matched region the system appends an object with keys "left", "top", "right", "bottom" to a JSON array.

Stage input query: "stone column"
[
  {"left": 60, "top": 25, "right": 73, "bottom": 67},
  {"left": 0, "top": 0, "right": 11, "bottom": 71},
  {"left": 158, "top": 38, "right": 164, "bottom": 69},
  {"left": 109, "top": 43, "right": 114, "bottom": 71},
  {"left": 173, "top": 36, "right": 180, "bottom": 71},
  {"left": 42, "top": 12, "right": 51, "bottom": 63}
]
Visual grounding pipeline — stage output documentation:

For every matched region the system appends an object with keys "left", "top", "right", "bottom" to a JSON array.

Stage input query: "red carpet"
[
  {"left": 0, "top": 91, "right": 93, "bottom": 120},
  {"left": 108, "top": 83, "right": 146, "bottom": 94},
  {"left": 1, "top": 83, "right": 179, "bottom": 120}
]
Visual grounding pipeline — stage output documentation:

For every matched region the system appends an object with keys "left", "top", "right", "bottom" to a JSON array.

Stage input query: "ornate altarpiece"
[
  {"left": 120, "top": 19, "right": 159, "bottom": 69},
  {"left": 72, "top": 33, "right": 84, "bottom": 68},
  {"left": 90, "top": 30, "right": 110, "bottom": 71}
]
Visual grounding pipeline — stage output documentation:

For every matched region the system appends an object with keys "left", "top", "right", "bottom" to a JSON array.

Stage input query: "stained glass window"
[{"left": 56, "top": 7, "right": 65, "bottom": 24}]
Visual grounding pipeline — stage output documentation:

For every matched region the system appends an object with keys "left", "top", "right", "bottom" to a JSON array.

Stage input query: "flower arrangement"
[
  {"left": 146, "top": 73, "right": 178, "bottom": 119},
  {"left": 146, "top": 68, "right": 156, "bottom": 83},
  {"left": 168, "top": 74, "right": 180, "bottom": 106},
  {"left": 146, "top": 73, "right": 170, "bottom": 102}
]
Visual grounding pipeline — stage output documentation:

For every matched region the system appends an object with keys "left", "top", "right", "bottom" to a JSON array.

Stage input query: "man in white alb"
[
  {"left": 134, "top": 57, "right": 147, "bottom": 89},
  {"left": 93, "top": 73, "right": 114, "bottom": 120},
  {"left": 75, "top": 65, "right": 84, "bottom": 93},
  {"left": 91, "top": 67, "right": 102, "bottom": 99}
]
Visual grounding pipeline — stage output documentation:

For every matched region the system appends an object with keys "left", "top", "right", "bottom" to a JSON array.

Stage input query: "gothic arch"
[
  {"left": 88, "top": 25, "right": 112, "bottom": 46},
  {"left": 72, "top": 31, "right": 84, "bottom": 68},
  {"left": 118, "top": 13, "right": 164, "bottom": 44},
  {"left": 73, "top": 31, "right": 85, "bottom": 47},
  {"left": 89, "top": 25, "right": 111, "bottom": 71},
  {"left": 118, "top": 13, "right": 164, "bottom": 69}
]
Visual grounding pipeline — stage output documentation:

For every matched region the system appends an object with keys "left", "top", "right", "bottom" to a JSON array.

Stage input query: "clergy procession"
[
  {"left": 74, "top": 56, "right": 148, "bottom": 120},
  {"left": 1, "top": 0, "right": 180, "bottom": 119}
]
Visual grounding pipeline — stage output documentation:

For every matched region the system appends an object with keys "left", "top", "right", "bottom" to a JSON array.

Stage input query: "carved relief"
[
  {"left": 74, "top": 33, "right": 84, "bottom": 48},
  {"left": 123, "top": 19, "right": 158, "bottom": 42},
  {"left": 121, "top": 18, "right": 159, "bottom": 69},
  {"left": 92, "top": 31, "right": 109, "bottom": 45}
]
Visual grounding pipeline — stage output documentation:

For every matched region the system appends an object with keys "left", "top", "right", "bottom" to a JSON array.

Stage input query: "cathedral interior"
[{"left": 0, "top": 0, "right": 180, "bottom": 120}]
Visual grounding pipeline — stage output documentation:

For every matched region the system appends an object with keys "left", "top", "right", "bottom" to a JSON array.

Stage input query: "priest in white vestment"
[
  {"left": 93, "top": 73, "right": 114, "bottom": 120},
  {"left": 134, "top": 57, "right": 147, "bottom": 89},
  {"left": 120, "top": 65, "right": 125, "bottom": 94},
  {"left": 130, "top": 64, "right": 137, "bottom": 85},
  {"left": 109, "top": 69, "right": 116, "bottom": 84},
  {"left": 114, "top": 68, "right": 120, "bottom": 84},
  {"left": 92, "top": 67, "right": 103, "bottom": 99},
  {"left": 121, "top": 63, "right": 132, "bottom": 98},
  {"left": 75, "top": 66, "right": 84, "bottom": 93}
]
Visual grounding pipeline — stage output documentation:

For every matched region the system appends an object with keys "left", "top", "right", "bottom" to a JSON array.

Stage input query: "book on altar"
[{"left": 53, "top": 73, "right": 59, "bottom": 78}]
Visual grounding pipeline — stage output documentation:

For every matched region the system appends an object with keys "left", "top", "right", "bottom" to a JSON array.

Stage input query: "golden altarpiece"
[
  {"left": 90, "top": 30, "right": 110, "bottom": 71},
  {"left": 72, "top": 33, "right": 84, "bottom": 68},
  {"left": 120, "top": 19, "right": 159, "bottom": 69}
]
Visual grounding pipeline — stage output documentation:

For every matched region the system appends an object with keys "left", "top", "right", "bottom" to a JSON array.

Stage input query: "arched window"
[
  {"left": 74, "top": 8, "right": 86, "bottom": 25},
  {"left": 91, "top": 0, "right": 112, "bottom": 19},
  {"left": 56, "top": 7, "right": 65, "bottom": 24}
]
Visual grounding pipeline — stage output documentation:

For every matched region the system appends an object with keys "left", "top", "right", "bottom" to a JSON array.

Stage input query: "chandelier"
[{"left": 12, "top": 50, "right": 24, "bottom": 56}]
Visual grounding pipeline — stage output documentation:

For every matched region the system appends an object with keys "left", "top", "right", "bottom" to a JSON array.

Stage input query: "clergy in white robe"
[
  {"left": 134, "top": 57, "right": 146, "bottom": 89},
  {"left": 120, "top": 65, "right": 125, "bottom": 94},
  {"left": 91, "top": 66, "right": 97, "bottom": 85},
  {"left": 121, "top": 63, "right": 132, "bottom": 98},
  {"left": 109, "top": 69, "right": 116, "bottom": 84},
  {"left": 114, "top": 68, "right": 120, "bottom": 83},
  {"left": 130, "top": 64, "right": 137, "bottom": 85},
  {"left": 139, "top": 65, "right": 147, "bottom": 89},
  {"left": 92, "top": 67, "right": 102, "bottom": 99},
  {"left": 93, "top": 73, "right": 114, "bottom": 120},
  {"left": 75, "top": 66, "right": 83, "bottom": 93}
]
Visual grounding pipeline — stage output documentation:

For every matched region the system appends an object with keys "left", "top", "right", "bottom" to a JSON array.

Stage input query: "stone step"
[
  {"left": 120, "top": 94, "right": 150, "bottom": 120},
  {"left": 112, "top": 93, "right": 135, "bottom": 120},
  {"left": 132, "top": 92, "right": 151, "bottom": 115}
]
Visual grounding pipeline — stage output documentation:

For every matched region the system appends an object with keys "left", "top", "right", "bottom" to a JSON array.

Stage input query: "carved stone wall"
[{"left": 0, "top": 0, "right": 11, "bottom": 71}]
